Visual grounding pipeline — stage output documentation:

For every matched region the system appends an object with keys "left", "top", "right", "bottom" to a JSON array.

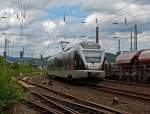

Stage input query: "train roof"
[
  {"left": 80, "top": 41, "right": 100, "bottom": 49},
  {"left": 138, "top": 49, "right": 150, "bottom": 61},
  {"left": 64, "top": 41, "right": 100, "bottom": 51},
  {"left": 48, "top": 41, "right": 101, "bottom": 61},
  {"left": 116, "top": 49, "right": 150, "bottom": 64},
  {"left": 116, "top": 51, "right": 139, "bottom": 64}
]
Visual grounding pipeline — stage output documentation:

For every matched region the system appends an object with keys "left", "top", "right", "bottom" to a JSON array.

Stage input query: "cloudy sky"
[{"left": 0, "top": 0, "right": 150, "bottom": 57}]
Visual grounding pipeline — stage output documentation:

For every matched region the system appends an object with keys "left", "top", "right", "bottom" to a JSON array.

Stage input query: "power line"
[
  {"left": 101, "top": 0, "right": 139, "bottom": 22},
  {"left": 21, "top": 0, "right": 50, "bottom": 34}
]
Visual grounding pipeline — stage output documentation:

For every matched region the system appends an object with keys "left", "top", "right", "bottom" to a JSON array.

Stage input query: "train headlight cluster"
[
  {"left": 99, "top": 65, "right": 101, "bottom": 69},
  {"left": 85, "top": 65, "right": 88, "bottom": 69}
]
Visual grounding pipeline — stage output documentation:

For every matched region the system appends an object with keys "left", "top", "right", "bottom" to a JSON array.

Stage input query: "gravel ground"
[
  {"left": 100, "top": 81, "right": 150, "bottom": 95},
  {"left": 6, "top": 100, "right": 47, "bottom": 114},
  {"left": 29, "top": 75, "right": 150, "bottom": 114}
]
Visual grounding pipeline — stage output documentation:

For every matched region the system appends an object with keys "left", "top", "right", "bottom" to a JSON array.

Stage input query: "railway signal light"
[
  {"left": 3, "top": 51, "right": 6, "bottom": 59},
  {"left": 20, "top": 51, "right": 23, "bottom": 59},
  {"left": 64, "top": 14, "right": 66, "bottom": 22},
  {"left": 41, "top": 54, "right": 43, "bottom": 60}
]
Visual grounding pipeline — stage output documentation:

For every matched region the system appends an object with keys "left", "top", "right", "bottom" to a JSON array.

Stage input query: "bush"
[
  {"left": 18, "top": 64, "right": 32, "bottom": 74},
  {"left": 0, "top": 57, "right": 5, "bottom": 66},
  {"left": 0, "top": 57, "right": 42, "bottom": 113},
  {"left": 11, "top": 62, "right": 19, "bottom": 70},
  {"left": 0, "top": 60, "right": 24, "bottom": 113}
]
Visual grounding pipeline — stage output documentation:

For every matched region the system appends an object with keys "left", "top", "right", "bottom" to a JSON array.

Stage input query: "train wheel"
[
  {"left": 67, "top": 75, "right": 73, "bottom": 82},
  {"left": 144, "top": 76, "right": 150, "bottom": 83},
  {"left": 140, "top": 77, "right": 144, "bottom": 83},
  {"left": 148, "top": 77, "right": 150, "bottom": 83},
  {"left": 135, "top": 76, "right": 140, "bottom": 83},
  {"left": 130, "top": 76, "right": 134, "bottom": 82},
  {"left": 133, "top": 76, "right": 137, "bottom": 83},
  {"left": 119, "top": 73, "right": 123, "bottom": 81},
  {"left": 99, "top": 78, "right": 103, "bottom": 82},
  {"left": 122, "top": 75, "right": 127, "bottom": 81}
]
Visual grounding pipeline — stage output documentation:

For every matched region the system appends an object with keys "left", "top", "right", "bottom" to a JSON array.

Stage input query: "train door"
[{"left": 74, "top": 51, "right": 85, "bottom": 70}]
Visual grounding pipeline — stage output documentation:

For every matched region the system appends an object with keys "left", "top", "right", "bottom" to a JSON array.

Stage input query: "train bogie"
[{"left": 48, "top": 70, "right": 105, "bottom": 80}]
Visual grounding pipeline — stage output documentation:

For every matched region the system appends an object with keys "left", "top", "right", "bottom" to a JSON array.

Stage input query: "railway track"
[
  {"left": 25, "top": 90, "right": 82, "bottom": 114},
  {"left": 104, "top": 79, "right": 150, "bottom": 88},
  {"left": 89, "top": 84, "right": 150, "bottom": 103},
  {"left": 15, "top": 77, "right": 129, "bottom": 114},
  {"left": 25, "top": 88, "right": 111, "bottom": 114}
]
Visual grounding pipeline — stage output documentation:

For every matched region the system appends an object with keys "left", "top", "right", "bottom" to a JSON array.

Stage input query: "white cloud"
[
  {"left": 138, "top": 32, "right": 150, "bottom": 43},
  {"left": 0, "top": 8, "right": 15, "bottom": 17},
  {"left": 0, "top": 0, "right": 150, "bottom": 57},
  {"left": 42, "top": 19, "right": 56, "bottom": 33}
]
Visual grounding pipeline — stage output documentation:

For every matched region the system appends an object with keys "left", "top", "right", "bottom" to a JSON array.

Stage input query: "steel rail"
[
  {"left": 24, "top": 99, "right": 63, "bottom": 114},
  {"left": 43, "top": 95, "right": 113, "bottom": 114},
  {"left": 104, "top": 79, "right": 150, "bottom": 88},
  {"left": 91, "top": 85, "right": 150, "bottom": 102},
  {"left": 27, "top": 90, "right": 80, "bottom": 114},
  {"left": 19, "top": 82, "right": 80, "bottom": 114},
  {"left": 19, "top": 79, "right": 113, "bottom": 114},
  {"left": 15, "top": 77, "right": 129, "bottom": 114}
]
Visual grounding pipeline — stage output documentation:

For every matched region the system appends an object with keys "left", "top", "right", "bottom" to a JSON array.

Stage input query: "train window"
[{"left": 83, "top": 50, "right": 102, "bottom": 63}]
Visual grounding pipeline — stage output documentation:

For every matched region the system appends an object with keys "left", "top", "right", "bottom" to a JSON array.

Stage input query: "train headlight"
[
  {"left": 85, "top": 65, "right": 88, "bottom": 69},
  {"left": 99, "top": 65, "right": 101, "bottom": 69}
]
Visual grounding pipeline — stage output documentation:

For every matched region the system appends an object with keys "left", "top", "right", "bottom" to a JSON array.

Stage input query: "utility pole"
[
  {"left": 7, "top": 41, "right": 10, "bottom": 57},
  {"left": 96, "top": 18, "right": 99, "bottom": 44},
  {"left": 124, "top": 18, "right": 136, "bottom": 52},
  {"left": 134, "top": 24, "right": 138, "bottom": 51},
  {"left": 20, "top": 51, "right": 23, "bottom": 59},
  {"left": 130, "top": 27, "right": 133, "bottom": 51},
  {"left": 4, "top": 38, "right": 7, "bottom": 64},
  {"left": 22, "top": 47, "right": 24, "bottom": 63},
  {"left": 4, "top": 38, "right": 10, "bottom": 64},
  {"left": 19, "top": 47, "right": 24, "bottom": 63},
  {"left": 118, "top": 39, "right": 121, "bottom": 53},
  {"left": 40, "top": 54, "right": 43, "bottom": 67},
  {"left": 22, "top": 47, "right": 24, "bottom": 57},
  {"left": 96, "top": 26, "right": 99, "bottom": 44},
  {"left": 4, "top": 38, "right": 9, "bottom": 60},
  {"left": 4, "top": 38, "right": 7, "bottom": 56},
  {"left": 40, "top": 54, "right": 43, "bottom": 76}
]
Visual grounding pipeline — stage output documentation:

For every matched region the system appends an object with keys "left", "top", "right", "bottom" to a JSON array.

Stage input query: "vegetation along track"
[
  {"left": 89, "top": 84, "right": 150, "bottom": 103},
  {"left": 15, "top": 77, "right": 129, "bottom": 114}
]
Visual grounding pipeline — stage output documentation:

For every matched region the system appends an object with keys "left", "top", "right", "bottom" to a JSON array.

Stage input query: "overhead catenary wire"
[
  {"left": 101, "top": 0, "right": 140, "bottom": 22},
  {"left": 23, "top": 0, "right": 31, "bottom": 25},
  {"left": 2, "top": 0, "right": 142, "bottom": 31},
  {"left": 21, "top": 0, "right": 50, "bottom": 34},
  {"left": 0, "top": 0, "right": 149, "bottom": 40}
]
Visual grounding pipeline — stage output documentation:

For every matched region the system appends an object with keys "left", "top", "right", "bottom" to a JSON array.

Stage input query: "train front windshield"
[{"left": 83, "top": 50, "right": 102, "bottom": 63}]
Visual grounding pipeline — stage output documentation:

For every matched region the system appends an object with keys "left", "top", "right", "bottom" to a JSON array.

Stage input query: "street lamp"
[{"left": 113, "top": 37, "right": 121, "bottom": 55}]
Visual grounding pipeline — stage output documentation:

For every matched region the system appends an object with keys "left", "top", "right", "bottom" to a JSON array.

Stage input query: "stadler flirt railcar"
[{"left": 47, "top": 41, "right": 105, "bottom": 82}]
